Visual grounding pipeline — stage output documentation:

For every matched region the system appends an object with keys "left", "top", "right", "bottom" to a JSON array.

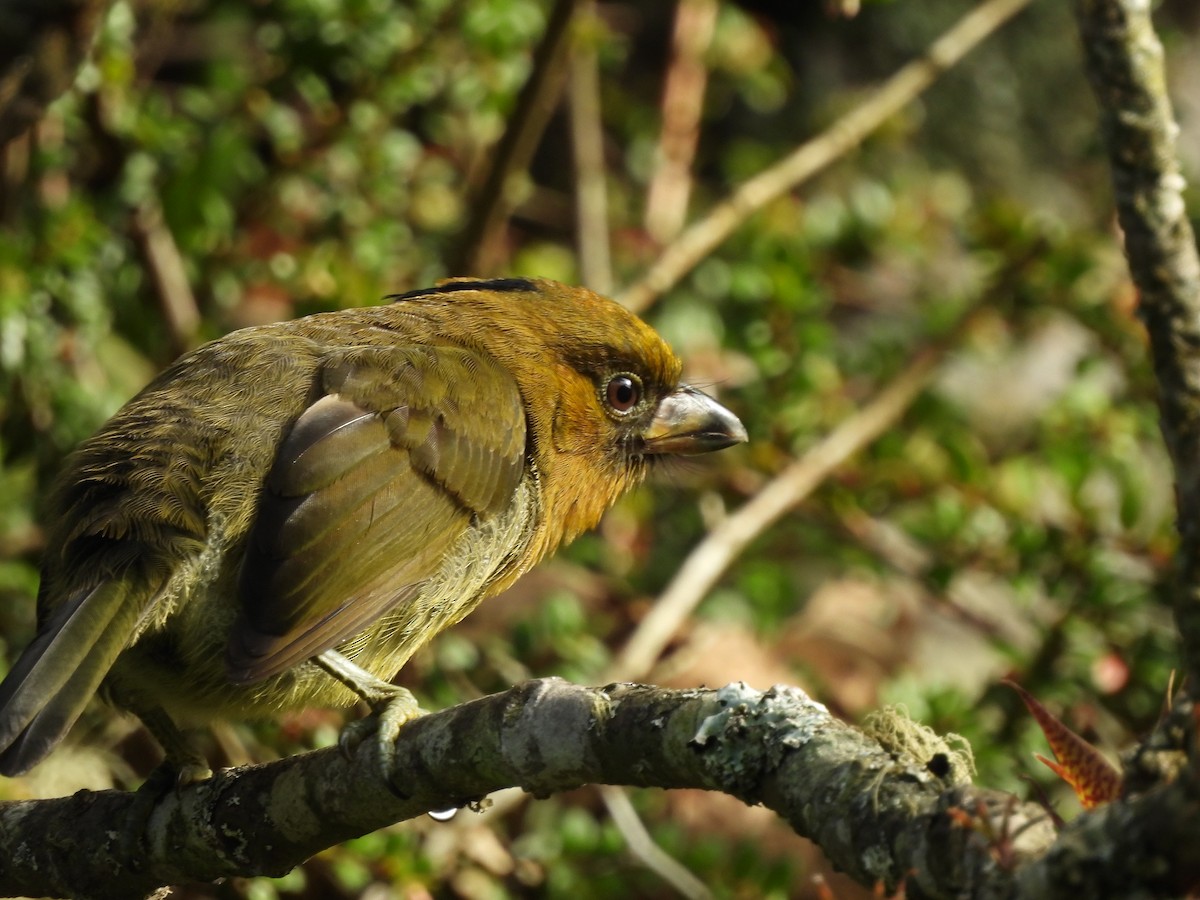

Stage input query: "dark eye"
[{"left": 605, "top": 374, "right": 641, "bottom": 413}]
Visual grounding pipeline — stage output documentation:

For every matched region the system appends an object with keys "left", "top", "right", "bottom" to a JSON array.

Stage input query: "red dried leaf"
[{"left": 1005, "top": 679, "right": 1122, "bottom": 809}]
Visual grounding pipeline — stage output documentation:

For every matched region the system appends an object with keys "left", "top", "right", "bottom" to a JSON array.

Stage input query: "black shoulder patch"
[{"left": 388, "top": 278, "right": 538, "bottom": 303}]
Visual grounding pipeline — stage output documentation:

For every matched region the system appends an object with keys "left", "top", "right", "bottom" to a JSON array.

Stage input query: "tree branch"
[
  {"left": 642, "top": 0, "right": 716, "bottom": 245},
  {"left": 132, "top": 197, "right": 202, "bottom": 355},
  {"left": 0, "top": 679, "right": 1055, "bottom": 900},
  {"left": 608, "top": 345, "right": 939, "bottom": 683},
  {"left": 616, "top": 0, "right": 1034, "bottom": 314},
  {"left": 609, "top": 241, "right": 1043, "bottom": 683},
  {"left": 567, "top": 1, "right": 612, "bottom": 295},
  {"left": 450, "top": 0, "right": 582, "bottom": 276},
  {"left": 1074, "top": 0, "right": 1200, "bottom": 688}
]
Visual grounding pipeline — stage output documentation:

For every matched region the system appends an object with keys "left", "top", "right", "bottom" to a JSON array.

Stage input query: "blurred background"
[{"left": 1, "top": 0, "right": 1198, "bottom": 896}]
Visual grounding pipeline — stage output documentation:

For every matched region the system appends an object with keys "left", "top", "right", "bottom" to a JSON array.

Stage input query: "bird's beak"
[{"left": 641, "top": 386, "right": 748, "bottom": 456}]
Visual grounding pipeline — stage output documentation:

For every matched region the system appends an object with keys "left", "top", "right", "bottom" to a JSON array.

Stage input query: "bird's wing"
[{"left": 227, "top": 343, "right": 528, "bottom": 683}]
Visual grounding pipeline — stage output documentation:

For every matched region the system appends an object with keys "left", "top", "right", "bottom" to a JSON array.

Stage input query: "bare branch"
[
  {"left": 616, "top": 0, "right": 1034, "bottom": 314},
  {"left": 568, "top": 2, "right": 612, "bottom": 294},
  {"left": 608, "top": 238, "right": 1043, "bottom": 683},
  {"left": 642, "top": 0, "right": 717, "bottom": 245},
  {"left": 451, "top": 0, "right": 582, "bottom": 275},
  {"left": 132, "top": 198, "right": 201, "bottom": 355},
  {"left": 608, "top": 347, "right": 937, "bottom": 683},
  {"left": 598, "top": 785, "right": 712, "bottom": 900}
]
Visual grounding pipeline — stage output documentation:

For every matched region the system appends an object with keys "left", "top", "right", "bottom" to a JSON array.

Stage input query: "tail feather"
[{"left": 0, "top": 580, "right": 144, "bottom": 775}]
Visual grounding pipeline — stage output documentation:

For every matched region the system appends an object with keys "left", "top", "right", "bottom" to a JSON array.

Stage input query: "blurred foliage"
[{"left": 0, "top": 0, "right": 1197, "bottom": 897}]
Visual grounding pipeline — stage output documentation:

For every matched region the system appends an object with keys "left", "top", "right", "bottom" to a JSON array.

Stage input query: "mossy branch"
[{"left": 0, "top": 680, "right": 1054, "bottom": 900}]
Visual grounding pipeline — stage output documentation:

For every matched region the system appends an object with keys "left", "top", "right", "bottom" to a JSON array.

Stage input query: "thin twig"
[
  {"left": 452, "top": 0, "right": 583, "bottom": 275},
  {"left": 605, "top": 228, "right": 1046, "bottom": 682},
  {"left": 642, "top": 0, "right": 717, "bottom": 244},
  {"left": 568, "top": 3, "right": 612, "bottom": 294},
  {"left": 598, "top": 785, "right": 713, "bottom": 900},
  {"left": 616, "top": 0, "right": 1034, "bottom": 314},
  {"left": 132, "top": 198, "right": 201, "bottom": 355},
  {"left": 606, "top": 347, "right": 939, "bottom": 682}
]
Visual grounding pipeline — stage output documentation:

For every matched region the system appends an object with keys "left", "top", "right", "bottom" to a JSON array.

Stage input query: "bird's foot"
[
  {"left": 338, "top": 684, "right": 426, "bottom": 795},
  {"left": 338, "top": 682, "right": 423, "bottom": 755},
  {"left": 120, "top": 754, "right": 212, "bottom": 863},
  {"left": 118, "top": 705, "right": 212, "bottom": 862},
  {"left": 315, "top": 650, "right": 426, "bottom": 791}
]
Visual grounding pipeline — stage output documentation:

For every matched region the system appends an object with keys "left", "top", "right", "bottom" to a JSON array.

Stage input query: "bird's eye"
[{"left": 605, "top": 374, "right": 642, "bottom": 413}]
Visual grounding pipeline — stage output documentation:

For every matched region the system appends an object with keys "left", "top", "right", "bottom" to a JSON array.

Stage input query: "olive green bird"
[{"left": 0, "top": 277, "right": 746, "bottom": 777}]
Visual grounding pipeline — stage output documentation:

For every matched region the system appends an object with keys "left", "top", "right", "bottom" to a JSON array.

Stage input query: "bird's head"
[{"left": 392, "top": 277, "right": 747, "bottom": 550}]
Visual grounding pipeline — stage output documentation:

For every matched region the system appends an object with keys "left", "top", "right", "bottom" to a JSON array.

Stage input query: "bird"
[{"left": 0, "top": 276, "right": 747, "bottom": 778}]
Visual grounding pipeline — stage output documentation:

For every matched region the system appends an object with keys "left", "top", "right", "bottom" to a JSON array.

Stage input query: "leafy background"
[{"left": 0, "top": 0, "right": 1197, "bottom": 897}]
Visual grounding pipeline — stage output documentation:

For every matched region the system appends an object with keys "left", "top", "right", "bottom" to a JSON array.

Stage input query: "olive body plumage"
[{"left": 0, "top": 277, "right": 746, "bottom": 775}]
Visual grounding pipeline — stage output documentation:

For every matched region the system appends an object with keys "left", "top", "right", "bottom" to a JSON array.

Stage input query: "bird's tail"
[{"left": 0, "top": 580, "right": 146, "bottom": 776}]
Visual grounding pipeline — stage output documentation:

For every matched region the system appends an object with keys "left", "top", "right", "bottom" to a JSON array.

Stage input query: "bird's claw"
[
  {"left": 174, "top": 758, "right": 214, "bottom": 786},
  {"left": 338, "top": 685, "right": 425, "bottom": 793},
  {"left": 120, "top": 756, "right": 212, "bottom": 862}
]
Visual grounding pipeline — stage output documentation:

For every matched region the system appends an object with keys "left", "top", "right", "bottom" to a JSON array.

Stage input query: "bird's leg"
[
  {"left": 314, "top": 649, "right": 425, "bottom": 788},
  {"left": 121, "top": 705, "right": 212, "bottom": 860},
  {"left": 136, "top": 704, "right": 213, "bottom": 784}
]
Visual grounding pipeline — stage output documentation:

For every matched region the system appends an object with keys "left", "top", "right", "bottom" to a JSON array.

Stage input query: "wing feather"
[
  {"left": 229, "top": 344, "right": 527, "bottom": 683},
  {"left": 0, "top": 579, "right": 158, "bottom": 775}
]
